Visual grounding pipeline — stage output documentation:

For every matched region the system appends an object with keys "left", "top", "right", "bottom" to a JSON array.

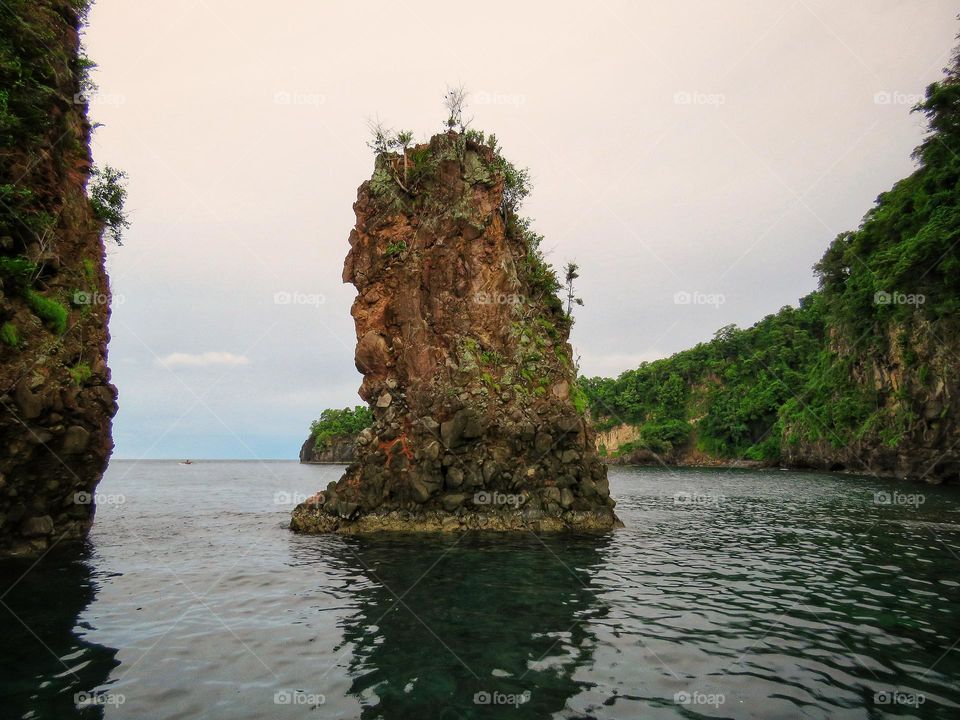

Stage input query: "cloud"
[{"left": 157, "top": 352, "right": 251, "bottom": 368}]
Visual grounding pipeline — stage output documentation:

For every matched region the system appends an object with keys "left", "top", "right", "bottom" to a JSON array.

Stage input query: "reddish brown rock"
[{"left": 292, "top": 132, "right": 620, "bottom": 533}]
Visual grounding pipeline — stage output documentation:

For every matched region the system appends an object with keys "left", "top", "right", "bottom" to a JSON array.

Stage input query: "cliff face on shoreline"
[
  {"left": 299, "top": 405, "right": 369, "bottom": 463},
  {"left": 582, "top": 47, "right": 960, "bottom": 485},
  {"left": 299, "top": 434, "right": 356, "bottom": 463},
  {"left": 585, "top": 305, "right": 958, "bottom": 483},
  {"left": 292, "top": 131, "right": 619, "bottom": 533},
  {"left": 781, "top": 319, "right": 959, "bottom": 482},
  {"left": 0, "top": 1, "right": 118, "bottom": 556}
]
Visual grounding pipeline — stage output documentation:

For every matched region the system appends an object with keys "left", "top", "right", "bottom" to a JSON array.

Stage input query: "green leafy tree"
[{"left": 89, "top": 165, "right": 130, "bottom": 245}]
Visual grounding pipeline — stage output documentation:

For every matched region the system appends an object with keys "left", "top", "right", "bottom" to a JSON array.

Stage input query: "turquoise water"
[{"left": 1, "top": 462, "right": 959, "bottom": 719}]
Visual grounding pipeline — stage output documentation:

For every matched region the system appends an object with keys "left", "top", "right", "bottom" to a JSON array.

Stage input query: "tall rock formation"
[
  {"left": 292, "top": 131, "right": 619, "bottom": 533},
  {"left": 0, "top": 1, "right": 118, "bottom": 556}
]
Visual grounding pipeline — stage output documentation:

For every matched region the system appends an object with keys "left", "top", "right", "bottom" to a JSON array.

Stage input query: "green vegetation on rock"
[
  {"left": 89, "top": 165, "right": 130, "bottom": 245},
  {"left": 384, "top": 240, "right": 406, "bottom": 257},
  {"left": 24, "top": 289, "right": 68, "bottom": 335},
  {"left": 310, "top": 406, "right": 374, "bottom": 451},
  {"left": 0, "top": 321, "right": 20, "bottom": 348},
  {"left": 68, "top": 361, "right": 92, "bottom": 385}
]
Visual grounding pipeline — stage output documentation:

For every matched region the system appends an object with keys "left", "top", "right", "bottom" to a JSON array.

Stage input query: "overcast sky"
[{"left": 83, "top": 0, "right": 957, "bottom": 459}]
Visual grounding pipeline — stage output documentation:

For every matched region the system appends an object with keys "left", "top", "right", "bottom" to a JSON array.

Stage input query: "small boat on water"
[{"left": 179, "top": 460, "right": 193, "bottom": 465}]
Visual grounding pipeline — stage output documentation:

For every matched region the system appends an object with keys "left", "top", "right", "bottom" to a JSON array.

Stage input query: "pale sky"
[{"left": 82, "top": 0, "right": 958, "bottom": 459}]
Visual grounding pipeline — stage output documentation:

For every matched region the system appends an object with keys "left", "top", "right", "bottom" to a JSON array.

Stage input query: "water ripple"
[{"left": 0, "top": 462, "right": 958, "bottom": 719}]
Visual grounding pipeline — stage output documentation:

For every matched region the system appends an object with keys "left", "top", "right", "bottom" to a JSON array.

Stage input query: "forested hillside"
[{"left": 583, "top": 41, "right": 960, "bottom": 483}]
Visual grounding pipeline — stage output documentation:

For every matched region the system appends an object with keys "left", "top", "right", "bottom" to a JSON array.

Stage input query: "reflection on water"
[
  {"left": 314, "top": 534, "right": 612, "bottom": 719},
  {"left": 0, "top": 546, "right": 119, "bottom": 719},
  {"left": 1, "top": 462, "right": 960, "bottom": 719}
]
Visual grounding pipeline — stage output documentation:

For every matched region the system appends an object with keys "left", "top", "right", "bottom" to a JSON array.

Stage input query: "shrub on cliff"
[{"left": 89, "top": 165, "right": 130, "bottom": 245}]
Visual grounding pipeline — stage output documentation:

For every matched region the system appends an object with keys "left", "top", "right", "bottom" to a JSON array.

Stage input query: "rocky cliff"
[
  {"left": 582, "top": 40, "right": 960, "bottom": 485},
  {"left": 781, "top": 318, "right": 959, "bottom": 482},
  {"left": 0, "top": 1, "right": 118, "bottom": 556},
  {"left": 292, "top": 131, "right": 619, "bottom": 533},
  {"left": 299, "top": 433, "right": 356, "bottom": 463}
]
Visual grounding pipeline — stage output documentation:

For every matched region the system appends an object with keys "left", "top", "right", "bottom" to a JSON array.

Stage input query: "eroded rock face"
[
  {"left": 292, "top": 132, "right": 620, "bottom": 533},
  {"left": 299, "top": 434, "right": 357, "bottom": 464},
  {"left": 0, "top": 3, "right": 118, "bottom": 556}
]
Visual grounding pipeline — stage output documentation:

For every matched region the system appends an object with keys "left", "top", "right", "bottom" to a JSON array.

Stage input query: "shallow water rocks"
[{"left": 292, "top": 131, "right": 620, "bottom": 534}]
